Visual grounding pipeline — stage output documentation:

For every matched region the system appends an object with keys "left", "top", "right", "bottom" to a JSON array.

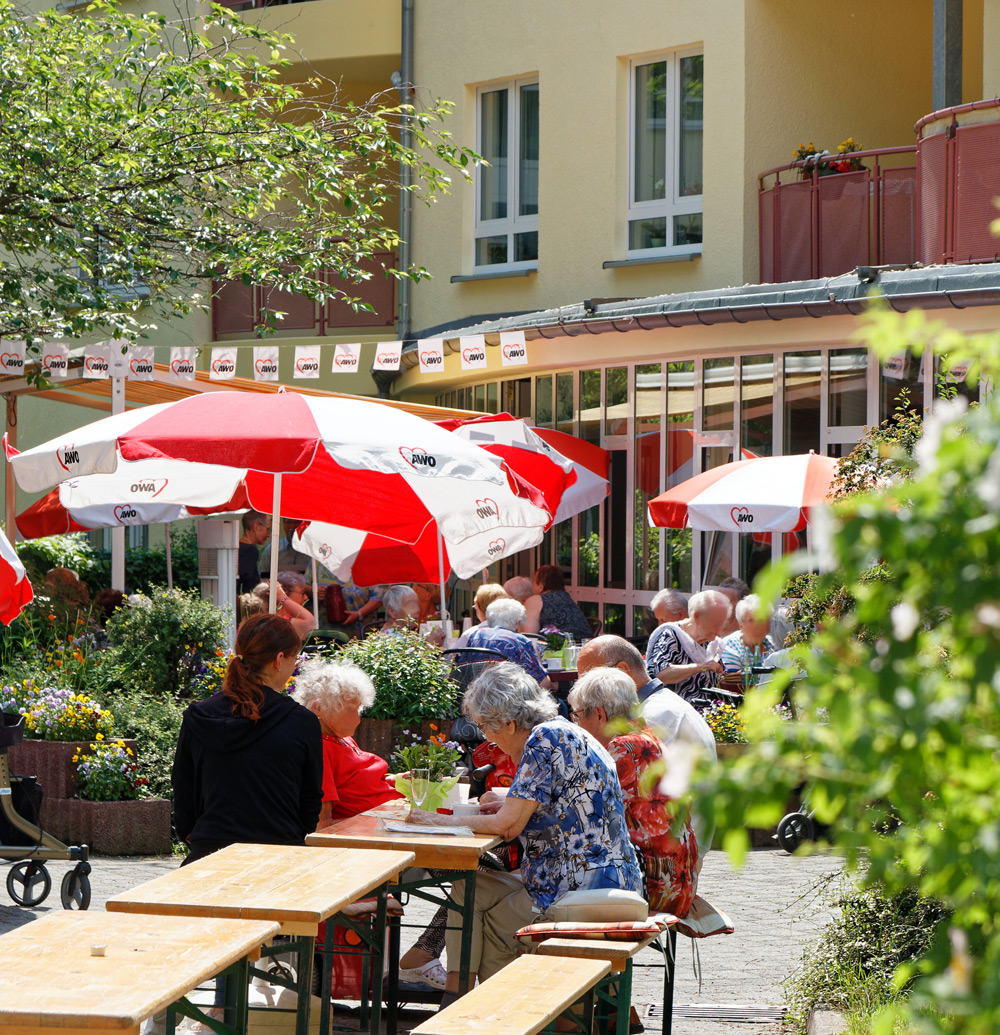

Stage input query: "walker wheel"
[
  {"left": 776, "top": 812, "right": 815, "bottom": 854},
  {"left": 60, "top": 865, "right": 92, "bottom": 910},
  {"left": 7, "top": 861, "right": 52, "bottom": 906}
]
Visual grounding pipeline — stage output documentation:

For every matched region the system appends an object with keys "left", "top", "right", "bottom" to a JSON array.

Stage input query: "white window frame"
[
  {"left": 473, "top": 77, "right": 539, "bottom": 271},
  {"left": 626, "top": 47, "right": 703, "bottom": 259}
]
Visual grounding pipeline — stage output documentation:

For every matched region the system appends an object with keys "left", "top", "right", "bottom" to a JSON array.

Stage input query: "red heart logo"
[
  {"left": 128, "top": 478, "right": 169, "bottom": 499},
  {"left": 0, "top": 352, "right": 22, "bottom": 369},
  {"left": 296, "top": 357, "right": 318, "bottom": 373},
  {"left": 85, "top": 355, "right": 107, "bottom": 373},
  {"left": 318, "top": 543, "right": 332, "bottom": 559},
  {"left": 487, "top": 538, "right": 506, "bottom": 557},
  {"left": 475, "top": 498, "right": 499, "bottom": 521},
  {"left": 502, "top": 342, "right": 525, "bottom": 360},
  {"left": 419, "top": 350, "right": 442, "bottom": 367},
  {"left": 334, "top": 352, "right": 357, "bottom": 368},
  {"left": 377, "top": 352, "right": 399, "bottom": 366},
  {"left": 211, "top": 356, "right": 233, "bottom": 373},
  {"left": 129, "top": 356, "right": 152, "bottom": 375},
  {"left": 399, "top": 446, "right": 436, "bottom": 470},
  {"left": 730, "top": 507, "right": 752, "bottom": 526},
  {"left": 56, "top": 443, "right": 76, "bottom": 472},
  {"left": 113, "top": 504, "right": 139, "bottom": 523},
  {"left": 170, "top": 358, "right": 193, "bottom": 375},
  {"left": 255, "top": 357, "right": 277, "bottom": 375},
  {"left": 462, "top": 347, "right": 484, "bottom": 363},
  {"left": 43, "top": 353, "right": 65, "bottom": 370}
]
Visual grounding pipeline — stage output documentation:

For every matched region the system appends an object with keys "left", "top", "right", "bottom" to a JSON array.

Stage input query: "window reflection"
[
  {"left": 784, "top": 352, "right": 821, "bottom": 453},
  {"left": 740, "top": 354, "right": 773, "bottom": 457},
  {"left": 829, "top": 348, "right": 868, "bottom": 426}
]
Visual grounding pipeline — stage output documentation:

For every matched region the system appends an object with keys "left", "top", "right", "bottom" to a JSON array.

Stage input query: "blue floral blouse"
[{"left": 508, "top": 718, "right": 643, "bottom": 912}]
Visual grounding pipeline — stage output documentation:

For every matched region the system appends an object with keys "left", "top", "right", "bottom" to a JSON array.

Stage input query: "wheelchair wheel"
[
  {"left": 60, "top": 862, "right": 92, "bottom": 910},
  {"left": 776, "top": 812, "right": 815, "bottom": 854},
  {"left": 7, "top": 861, "right": 52, "bottom": 906}
]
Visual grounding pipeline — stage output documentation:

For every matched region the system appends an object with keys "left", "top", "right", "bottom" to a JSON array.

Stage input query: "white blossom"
[
  {"left": 890, "top": 601, "right": 920, "bottom": 641},
  {"left": 915, "top": 396, "right": 968, "bottom": 474}
]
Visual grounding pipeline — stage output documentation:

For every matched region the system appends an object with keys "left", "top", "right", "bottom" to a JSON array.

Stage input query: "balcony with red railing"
[
  {"left": 759, "top": 98, "right": 1000, "bottom": 283},
  {"left": 211, "top": 253, "right": 396, "bottom": 340}
]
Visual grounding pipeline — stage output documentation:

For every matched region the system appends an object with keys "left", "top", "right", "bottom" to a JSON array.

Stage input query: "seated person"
[
  {"left": 501, "top": 575, "right": 533, "bottom": 604},
  {"left": 569, "top": 667, "right": 698, "bottom": 917},
  {"left": 644, "top": 589, "right": 730, "bottom": 703},
  {"left": 381, "top": 584, "right": 445, "bottom": 645},
  {"left": 253, "top": 571, "right": 316, "bottom": 641},
  {"left": 454, "top": 582, "right": 508, "bottom": 648},
  {"left": 291, "top": 658, "right": 402, "bottom": 825},
  {"left": 413, "top": 583, "right": 441, "bottom": 623},
  {"left": 523, "top": 564, "right": 592, "bottom": 640},
  {"left": 720, "top": 593, "right": 777, "bottom": 672},
  {"left": 407, "top": 663, "right": 642, "bottom": 996},
  {"left": 467, "top": 598, "right": 551, "bottom": 688}
]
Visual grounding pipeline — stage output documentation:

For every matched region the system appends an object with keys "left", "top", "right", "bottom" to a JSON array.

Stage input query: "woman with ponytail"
[{"left": 172, "top": 613, "right": 323, "bottom": 864}]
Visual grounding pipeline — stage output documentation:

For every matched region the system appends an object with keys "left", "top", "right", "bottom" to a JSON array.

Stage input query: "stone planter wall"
[
  {"left": 40, "top": 797, "right": 171, "bottom": 856},
  {"left": 8, "top": 738, "right": 139, "bottom": 798},
  {"left": 353, "top": 718, "right": 450, "bottom": 761}
]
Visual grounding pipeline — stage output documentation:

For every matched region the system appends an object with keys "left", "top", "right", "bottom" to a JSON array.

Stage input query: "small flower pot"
[
  {"left": 8, "top": 739, "right": 139, "bottom": 799},
  {"left": 353, "top": 719, "right": 449, "bottom": 761},
  {"left": 39, "top": 796, "right": 171, "bottom": 856}
]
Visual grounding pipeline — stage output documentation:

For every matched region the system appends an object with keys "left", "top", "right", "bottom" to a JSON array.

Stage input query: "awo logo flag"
[
  {"left": 399, "top": 446, "right": 438, "bottom": 472},
  {"left": 83, "top": 344, "right": 109, "bottom": 379},
  {"left": 882, "top": 351, "right": 910, "bottom": 381},
  {"left": 253, "top": 346, "right": 279, "bottom": 382},
  {"left": 209, "top": 347, "right": 237, "bottom": 381},
  {"left": 0, "top": 340, "right": 25, "bottom": 376},
  {"left": 169, "top": 347, "right": 196, "bottom": 381},
  {"left": 128, "top": 345, "right": 155, "bottom": 381},
  {"left": 730, "top": 507, "right": 754, "bottom": 527},
  {"left": 374, "top": 341, "right": 401, "bottom": 371},
  {"left": 56, "top": 442, "right": 80, "bottom": 472},
  {"left": 417, "top": 338, "right": 444, "bottom": 374},
  {"left": 459, "top": 334, "right": 487, "bottom": 371},
  {"left": 487, "top": 538, "right": 506, "bottom": 557},
  {"left": 499, "top": 331, "right": 527, "bottom": 366},
  {"left": 42, "top": 343, "right": 70, "bottom": 380},
  {"left": 294, "top": 345, "right": 320, "bottom": 380},
  {"left": 333, "top": 343, "right": 361, "bottom": 373},
  {"left": 475, "top": 497, "right": 499, "bottom": 522}
]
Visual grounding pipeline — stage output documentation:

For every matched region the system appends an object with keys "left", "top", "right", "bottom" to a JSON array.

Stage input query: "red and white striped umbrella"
[
  {"left": 0, "top": 528, "right": 32, "bottom": 625},
  {"left": 647, "top": 452, "right": 838, "bottom": 533},
  {"left": 6, "top": 392, "right": 550, "bottom": 580}
]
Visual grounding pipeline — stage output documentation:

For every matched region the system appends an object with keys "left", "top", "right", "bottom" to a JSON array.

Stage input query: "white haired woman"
[
  {"left": 644, "top": 588, "right": 731, "bottom": 703},
  {"left": 381, "top": 584, "right": 444, "bottom": 645},
  {"left": 407, "top": 662, "right": 642, "bottom": 997},
  {"left": 568, "top": 667, "right": 697, "bottom": 917},
  {"left": 720, "top": 594, "right": 776, "bottom": 672},
  {"left": 291, "top": 658, "right": 401, "bottom": 825},
  {"left": 466, "top": 597, "right": 551, "bottom": 687}
]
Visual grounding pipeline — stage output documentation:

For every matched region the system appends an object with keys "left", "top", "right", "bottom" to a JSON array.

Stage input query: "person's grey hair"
[
  {"left": 241, "top": 509, "right": 269, "bottom": 533},
  {"left": 463, "top": 662, "right": 558, "bottom": 731},
  {"left": 383, "top": 584, "right": 418, "bottom": 617},
  {"left": 568, "top": 667, "right": 639, "bottom": 723},
  {"left": 581, "top": 635, "right": 646, "bottom": 680},
  {"left": 276, "top": 571, "right": 307, "bottom": 595},
  {"left": 719, "top": 576, "right": 750, "bottom": 599},
  {"left": 735, "top": 593, "right": 773, "bottom": 625},
  {"left": 485, "top": 597, "right": 527, "bottom": 631},
  {"left": 291, "top": 658, "right": 376, "bottom": 714},
  {"left": 650, "top": 588, "right": 688, "bottom": 616},
  {"left": 502, "top": 576, "right": 533, "bottom": 603},
  {"left": 688, "top": 589, "right": 731, "bottom": 618}
]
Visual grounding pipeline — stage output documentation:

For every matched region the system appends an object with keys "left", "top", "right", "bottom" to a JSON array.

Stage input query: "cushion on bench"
[
  {"left": 514, "top": 917, "right": 671, "bottom": 944},
  {"left": 674, "top": 894, "right": 734, "bottom": 938}
]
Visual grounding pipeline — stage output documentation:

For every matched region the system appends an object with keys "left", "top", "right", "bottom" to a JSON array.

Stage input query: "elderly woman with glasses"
[
  {"left": 568, "top": 667, "right": 698, "bottom": 916},
  {"left": 720, "top": 593, "right": 777, "bottom": 673},
  {"left": 407, "top": 662, "right": 641, "bottom": 997}
]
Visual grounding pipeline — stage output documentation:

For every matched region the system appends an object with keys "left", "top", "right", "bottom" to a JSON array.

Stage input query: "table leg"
[
  {"left": 295, "top": 937, "right": 315, "bottom": 1035},
  {"left": 662, "top": 927, "right": 676, "bottom": 1035},
  {"left": 223, "top": 955, "right": 250, "bottom": 1034},
  {"left": 367, "top": 885, "right": 388, "bottom": 1035},
  {"left": 617, "top": 962, "right": 633, "bottom": 1035},
  {"left": 457, "top": 870, "right": 477, "bottom": 995},
  {"left": 319, "top": 919, "right": 334, "bottom": 1035},
  {"left": 385, "top": 915, "right": 402, "bottom": 1035}
]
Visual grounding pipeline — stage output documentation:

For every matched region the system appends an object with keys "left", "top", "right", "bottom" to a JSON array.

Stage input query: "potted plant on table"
[{"left": 391, "top": 730, "right": 465, "bottom": 813}]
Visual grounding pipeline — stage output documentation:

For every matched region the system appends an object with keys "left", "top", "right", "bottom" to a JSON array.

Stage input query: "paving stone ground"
[{"left": 0, "top": 847, "right": 843, "bottom": 1033}]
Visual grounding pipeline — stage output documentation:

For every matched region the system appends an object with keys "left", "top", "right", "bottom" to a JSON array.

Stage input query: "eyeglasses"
[{"left": 569, "top": 709, "right": 587, "bottom": 722}]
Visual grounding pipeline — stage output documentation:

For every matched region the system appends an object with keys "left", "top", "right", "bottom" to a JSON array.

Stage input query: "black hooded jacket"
[{"left": 172, "top": 687, "right": 323, "bottom": 857}]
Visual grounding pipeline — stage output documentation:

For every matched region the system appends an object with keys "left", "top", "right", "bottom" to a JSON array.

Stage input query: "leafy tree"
[
  {"left": 0, "top": 0, "right": 473, "bottom": 368},
  {"left": 698, "top": 303, "right": 1000, "bottom": 1032}
]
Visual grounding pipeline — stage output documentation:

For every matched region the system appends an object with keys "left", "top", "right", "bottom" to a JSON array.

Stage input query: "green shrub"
[
  {"left": 105, "top": 588, "right": 229, "bottom": 698},
  {"left": 338, "top": 630, "right": 459, "bottom": 723}
]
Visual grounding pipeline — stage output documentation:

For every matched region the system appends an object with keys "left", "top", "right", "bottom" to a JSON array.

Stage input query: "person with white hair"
[
  {"left": 466, "top": 597, "right": 551, "bottom": 687},
  {"left": 568, "top": 667, "right": 698, "bottom": 917},
  {"left": 502, "top": 575, "right": 533, "bottom": 604},
  {"left": 292, "top": 658, "right": 401, "bottom": 826},
  {"left": 380, "top": 584, "right": 444, "bottom": 645},
  {"left": 406, "top": 662, "right": 641, "bottom": 997},
  {"left": 720, "top": 594, "right": 776, "bottom": 672},
  {"left": 644, "top": 589, "right": 731, "bottom": 703},
  {"left": 650, "top": 588, "right": 688, "bottom": 625}
]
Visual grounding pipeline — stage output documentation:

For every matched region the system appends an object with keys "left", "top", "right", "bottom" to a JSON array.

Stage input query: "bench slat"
[
  {"left": 535, "top": 936, "right": 659, "bottom": 972},
  {"left": 411, "top": 954, "right": 611, "bottom": 1035}
]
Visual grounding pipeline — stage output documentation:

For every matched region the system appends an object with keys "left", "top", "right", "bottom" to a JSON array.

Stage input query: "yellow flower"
[{"left": 95, "top": 733, "right": 103, "bottom": 741}]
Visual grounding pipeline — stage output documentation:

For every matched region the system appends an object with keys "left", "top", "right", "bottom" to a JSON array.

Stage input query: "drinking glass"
[{"left": 411, "top": 768, "right": 431, "bottom": 811}]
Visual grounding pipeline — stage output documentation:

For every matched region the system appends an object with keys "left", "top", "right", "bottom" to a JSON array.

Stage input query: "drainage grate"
[{"left": 643, "top": 1003, "right": 785, "bottom": 1023}]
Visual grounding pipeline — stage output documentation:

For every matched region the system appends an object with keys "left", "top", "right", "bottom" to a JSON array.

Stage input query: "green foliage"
[
  {"left": 391, "top": 730, "right": 463, "bottom": 781},
  {"left": 785, "top": 881, "right": 949, "bottom": 1033},
  {"left": 74, "top": 737, "right": 148, "bottom": 802},
  {"left": 831, "top": 395, "right": 924, "bottom": 501},
  {"left": 338, "top": 631, "right": 459, "bottom": 723},
  {"left": 105, "top": 588, "right": 229, "bottom": 698},
  {"left": 0, "top": 0, "right": 475, "bottom": 360},
  {"left": 700, "top": 304, "right": 1000, "bottom": 1032}
]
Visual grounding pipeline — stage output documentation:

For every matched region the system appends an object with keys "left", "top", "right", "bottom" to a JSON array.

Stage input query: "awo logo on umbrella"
[
  {"left": 399, "top": 446, "right": 438, "bottom": 471},
  {"left": 128, "top": 478, "right": 168, "bottom": 499},
  {"left": 317, "top": 543, "right": 332, "bottom": 560},
  {"left": 114, "top": 505, "right": 140, "bottom": 523},
  {"left": 730, "top": 507, "right": 754, "bottom": 527},
  {"left": 487, "top": 538, "right": 506, "bottom": 557},
  {"left": 56, "top": 443, "right": 80, "bottom": 472},
  {"left": 475, "top": 498, "right": 499, "bottom": 521}
]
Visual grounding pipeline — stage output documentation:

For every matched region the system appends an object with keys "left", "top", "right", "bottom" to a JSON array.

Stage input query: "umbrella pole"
[
  {"left": 311, "top": 555, "right": 319, "bottom": 627},
  {"left": 437, "top": 527, "right": 448, "bottom": 632},
  {"left": 110, "top": 373, "right": 126, "bottom": 592},
  {"left": 268, "top": 474, "right": 281, "bottom": 614},
  {"left": 164, "top": 523, "right": 173, "bottom": 591}
]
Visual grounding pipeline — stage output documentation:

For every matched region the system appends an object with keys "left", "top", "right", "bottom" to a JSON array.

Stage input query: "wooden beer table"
[
  {"left": 107, "top": 842, "right": 415, "bottom": 1035},
  {"left": 307, "top": 805, "right": 503, "bottom": 1035},
  {"left": 0, "top": 910, "right": 279, "bottom": 1035}
]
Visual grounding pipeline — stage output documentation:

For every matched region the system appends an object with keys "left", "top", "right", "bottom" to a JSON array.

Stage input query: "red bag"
[{"left": 325, "top": 583, "right": 347, "bottom": 625}]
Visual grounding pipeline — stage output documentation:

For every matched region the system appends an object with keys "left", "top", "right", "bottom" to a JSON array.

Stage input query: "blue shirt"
[
  {"left": 508, "top": 718, "right": 642, "bottom": 911},
  {"left": 466, "top": 627, "right": 547, "bottom": 684}
]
